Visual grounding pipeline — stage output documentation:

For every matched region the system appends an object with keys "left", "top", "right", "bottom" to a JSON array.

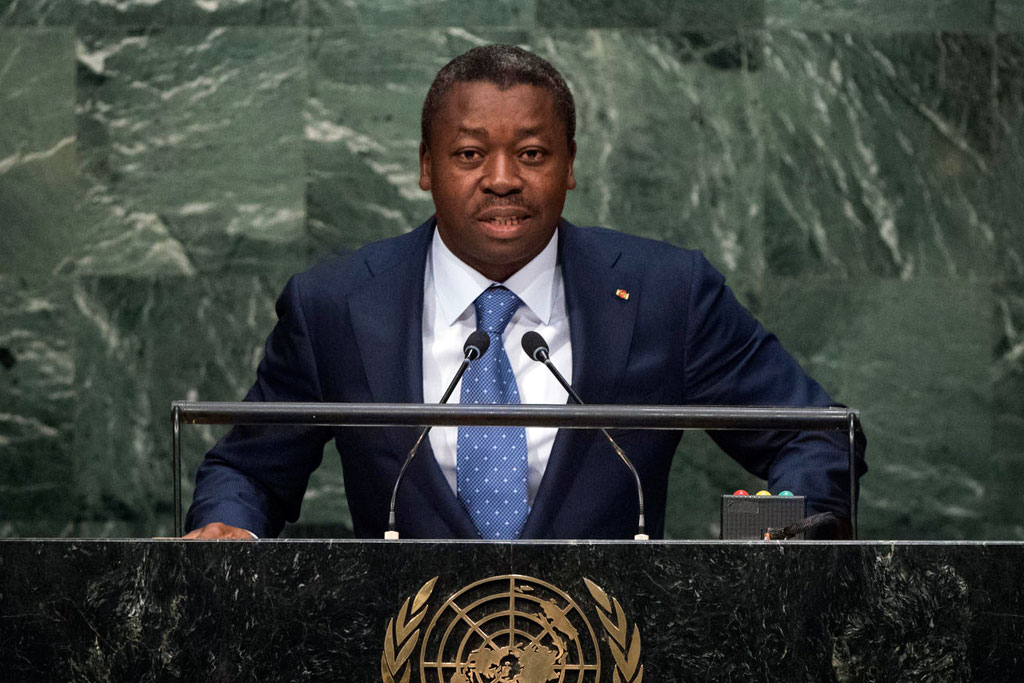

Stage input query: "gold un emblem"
[{"left": 381, "top": 574, "right": 644, "bottom": 683}]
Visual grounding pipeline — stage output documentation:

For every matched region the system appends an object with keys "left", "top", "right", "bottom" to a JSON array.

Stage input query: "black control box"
[{"left": 720, "top": 495, "right": 806, "bottom": 539}]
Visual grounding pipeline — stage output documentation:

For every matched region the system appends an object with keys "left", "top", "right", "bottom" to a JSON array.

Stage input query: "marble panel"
[
  {"left": 993, "top": 279, "right": 1024, "bottom": 538},
  {"left": 3, "top": 541, "right": 1024, "bottom": 679},
  {"left": 997, "top": 0, "right": 1024, "bottom": 30},
  {"left": 767, "top": 0, "right": 994, "bottom": 31},
  {"left": 991, "top": 33, "right": 1024, "bottom": 278},
  {"left": 0, "top": 0, "right": 305, "bottom": 26},
  {"left": 837, "top": 279, "right": 994, "bottom": 539},
  {"left": 308, "top": 0, "right": 534, "bottom": 28},
  {"left": 0, "top": 278, "right": 76, "bottom": 536},
  {"left": 0, "top": 28, "right": 77, "bottom": 285},
  {"left": 753, "top": 276, "right": 854, "bottom": 395},
  {"left": 72, "top": 27, "right": 308, "bottom": 278},
  {"left": 68, "top": 272, "right": 315, "bottom": 538},
  {"left": 753, "top": 277, "right": 1001, "bottom": 540},
  {"left": 537, "top": 0, "right": 765, "bottom": 29},
  {"left": 763, "top": 31, "right": 1004, "bottom": 279},
  {"left": 0, "top": 0, "right": 73, "bottom": 24},
  {"left": 306, "top": 27, "right": 530, "bottom": 256},
  {"left": 544, "top": 30, "right": 767, "bottom": 299}
]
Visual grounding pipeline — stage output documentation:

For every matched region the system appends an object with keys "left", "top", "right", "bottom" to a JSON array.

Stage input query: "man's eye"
[
  {"left": 521, "top": 149, "right": 545, "bottom": 162},
  {"left": 457, "top": 150, "right": 481, "bottom": 161}
]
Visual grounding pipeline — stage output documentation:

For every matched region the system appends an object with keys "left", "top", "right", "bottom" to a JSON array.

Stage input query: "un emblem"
[{"left": 381, "top": 574, "right": 644, "bottom": 683}]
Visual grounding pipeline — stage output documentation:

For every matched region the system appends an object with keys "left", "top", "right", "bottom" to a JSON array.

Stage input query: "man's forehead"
[
  {"left": 436, "top": 82, "right": 561, "bottom": 127},
  {"left": 444, "top": 79, "right": 549, "bottom": 105}
]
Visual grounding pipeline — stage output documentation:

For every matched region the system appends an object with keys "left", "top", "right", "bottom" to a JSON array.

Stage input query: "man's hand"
[{"left": 182, "top": 522, "right": 256, "bottom": 540}]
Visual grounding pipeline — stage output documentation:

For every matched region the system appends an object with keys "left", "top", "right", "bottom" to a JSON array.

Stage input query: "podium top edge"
[{"left": 168, "top": 401, "right": 862, "bottom": 431}]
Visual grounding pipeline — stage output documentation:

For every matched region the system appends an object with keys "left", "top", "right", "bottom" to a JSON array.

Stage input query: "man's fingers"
[{"left": 181, "top": 522, "right": 255, "bottom": 540}]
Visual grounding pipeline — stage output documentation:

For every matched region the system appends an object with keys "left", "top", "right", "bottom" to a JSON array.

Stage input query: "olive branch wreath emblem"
[
  {"left": 381, "top": 576, "right": 437, "bottom": 683},
  {"left": 381, "top": 575, "right": 643, "bottom": 682},
  {"left": 584, "top": 578, "right": 645, "bottom": 683}
]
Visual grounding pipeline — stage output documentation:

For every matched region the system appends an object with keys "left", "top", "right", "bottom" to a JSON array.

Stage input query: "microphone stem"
[
  {"left": 388, "top": 428, "right": 430, "bottom": 528},
  {"left": 539, "top": 353, "right": 581, "bottom": 404},
  {"left": 387, "top": 357, "right": 471, "bottom": 534},
  {"left": 541, "top": 356, "right": 647, "bottom": 537},
  {"left": 439, "top": 357, "right": 471, "bottom": 404},
  {"left": 600, "top": 432, "right": 647, "bottom": 535}
]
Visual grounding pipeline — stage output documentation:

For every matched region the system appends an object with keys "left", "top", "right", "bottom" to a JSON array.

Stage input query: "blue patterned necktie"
[{"left": 457, "top": 286, "right": 530, "bottom": 540}]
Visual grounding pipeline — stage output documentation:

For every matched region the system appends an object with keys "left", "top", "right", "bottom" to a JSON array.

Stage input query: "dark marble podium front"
[{"left": 1, "top": 540, "right": 1021, "bottom": 681}]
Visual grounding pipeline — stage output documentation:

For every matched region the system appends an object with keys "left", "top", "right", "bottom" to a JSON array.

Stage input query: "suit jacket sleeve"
[
  {"left": 185, "top": 273, "right": 331, "bottom": 538},
  {"left": 681, "top": 251, "right": 866, "bottom": 520}
]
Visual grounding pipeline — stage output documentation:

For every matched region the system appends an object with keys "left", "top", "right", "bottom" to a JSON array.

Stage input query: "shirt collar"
[{"left": 431, "top": 224, "right": 559, "bottom": 327}]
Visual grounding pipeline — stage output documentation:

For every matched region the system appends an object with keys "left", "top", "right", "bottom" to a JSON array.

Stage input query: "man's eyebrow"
[
  {"left": 514, "top": 127, "right": 543, "bottom": 138},
  {"left": 455, "top": 126, "right": 548, "bottom": 139},
  {"left": 457, "top": 126, "right": 488, "bottom": 138}
]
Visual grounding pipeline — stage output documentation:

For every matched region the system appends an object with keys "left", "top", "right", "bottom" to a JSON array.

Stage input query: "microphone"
[
  {"left": 385, "top": 330, "right": 490, "bottom": 539},
  {"left": 521, "top": 331, "right": 649, "bottom": 540},
  {"left": 764, "top": 512, "right": 839, "bottom": 540}
]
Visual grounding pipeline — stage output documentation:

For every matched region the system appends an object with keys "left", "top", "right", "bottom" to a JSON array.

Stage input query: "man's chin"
[{"left": 467, "top": 245, "right": 540, "bottom": 281}]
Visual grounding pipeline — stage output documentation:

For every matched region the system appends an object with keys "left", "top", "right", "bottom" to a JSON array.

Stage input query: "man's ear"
[
  {"left": 566, "top": 139, "right": 577, "bottom": 190},
  {"left": 419, "top": 141, "right": 432, "bottom": 191}
]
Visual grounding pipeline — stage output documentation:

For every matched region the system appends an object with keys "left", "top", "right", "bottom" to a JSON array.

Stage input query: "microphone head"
[
  {"left": 464, "top": 330, "right": 490, "bottom": 361},
  {"left": 521, "top": 331, "right": 549, "bottom": 362}
]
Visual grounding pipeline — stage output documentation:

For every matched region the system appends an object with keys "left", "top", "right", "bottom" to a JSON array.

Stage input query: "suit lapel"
[
  {"left": 561, "top": 224, "right": 640, "bottom": 405},
  {"left": 521, "top": 222, "right": 640, "bottom": 538},
  {"left": 348, "top": 218, "right": 478, "bottom": 538}
]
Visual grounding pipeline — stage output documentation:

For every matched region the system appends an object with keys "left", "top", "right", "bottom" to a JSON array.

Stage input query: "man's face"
[{"left": 419, "top": 81, "right": 576, "bottom": 282}]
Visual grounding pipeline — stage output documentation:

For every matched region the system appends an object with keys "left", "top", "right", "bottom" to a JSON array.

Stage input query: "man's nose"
[{"left": 481, "top": 153, "right": 523, "bottom": 195}]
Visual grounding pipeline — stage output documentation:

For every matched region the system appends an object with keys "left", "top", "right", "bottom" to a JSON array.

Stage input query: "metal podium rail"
[{"left": 170, "top": 402, "right": 861, "bottom": 537}]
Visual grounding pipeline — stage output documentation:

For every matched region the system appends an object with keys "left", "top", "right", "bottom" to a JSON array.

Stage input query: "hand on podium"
[{"left": 182, "top": 522, "right": 256, "bottom": 540}]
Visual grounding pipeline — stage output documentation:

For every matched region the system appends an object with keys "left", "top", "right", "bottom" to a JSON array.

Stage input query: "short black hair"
[{"left": 421, "top": 44, "right": 576, "bottom": 150}]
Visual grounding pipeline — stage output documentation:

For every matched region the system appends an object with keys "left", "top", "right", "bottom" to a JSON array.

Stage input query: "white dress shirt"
[{"left": 422, "top": 227, "right": 572, "bottom": 505}]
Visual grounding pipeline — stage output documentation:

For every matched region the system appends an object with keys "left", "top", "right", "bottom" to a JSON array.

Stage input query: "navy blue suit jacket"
[{"left": 187, "top": 218, "right": 865, "bottom": 539}]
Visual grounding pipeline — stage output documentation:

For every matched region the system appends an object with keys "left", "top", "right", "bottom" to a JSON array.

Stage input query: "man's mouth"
[
  {"left": 476, "top": 207, "right": 532, "bottom": 229},
  {"left": 480, "top": 215, "right": 528, "bottom": 226},
  {"left": 473, "top": 205, "right": 532, "bottom": 235}
]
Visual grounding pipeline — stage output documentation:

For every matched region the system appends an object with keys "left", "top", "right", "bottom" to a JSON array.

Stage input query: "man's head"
[{"left": 419, "top": 45, "right": 577, "bottom": 282}]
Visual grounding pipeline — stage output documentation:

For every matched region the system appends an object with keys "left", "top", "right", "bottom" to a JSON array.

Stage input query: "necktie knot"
[{"left": 474, "top": 286, "right": 522, "bottom": 335}]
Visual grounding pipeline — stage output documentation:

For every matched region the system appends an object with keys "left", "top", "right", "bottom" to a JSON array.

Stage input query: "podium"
[
  {"left": 2, "top": 539, "right": 1023, "bottom": 680},
  {"left": 0, "top": 402, "right": 896, "bottom": 678}
]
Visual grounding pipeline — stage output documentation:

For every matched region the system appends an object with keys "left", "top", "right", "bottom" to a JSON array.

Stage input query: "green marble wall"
[{"left": 1, "top": 0, "right": 1021, "bottom": 540}]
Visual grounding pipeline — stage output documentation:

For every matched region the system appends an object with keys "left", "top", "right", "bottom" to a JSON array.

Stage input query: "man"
[{"left": 185, "top": 45, "right": 865, "bottom": 541}]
